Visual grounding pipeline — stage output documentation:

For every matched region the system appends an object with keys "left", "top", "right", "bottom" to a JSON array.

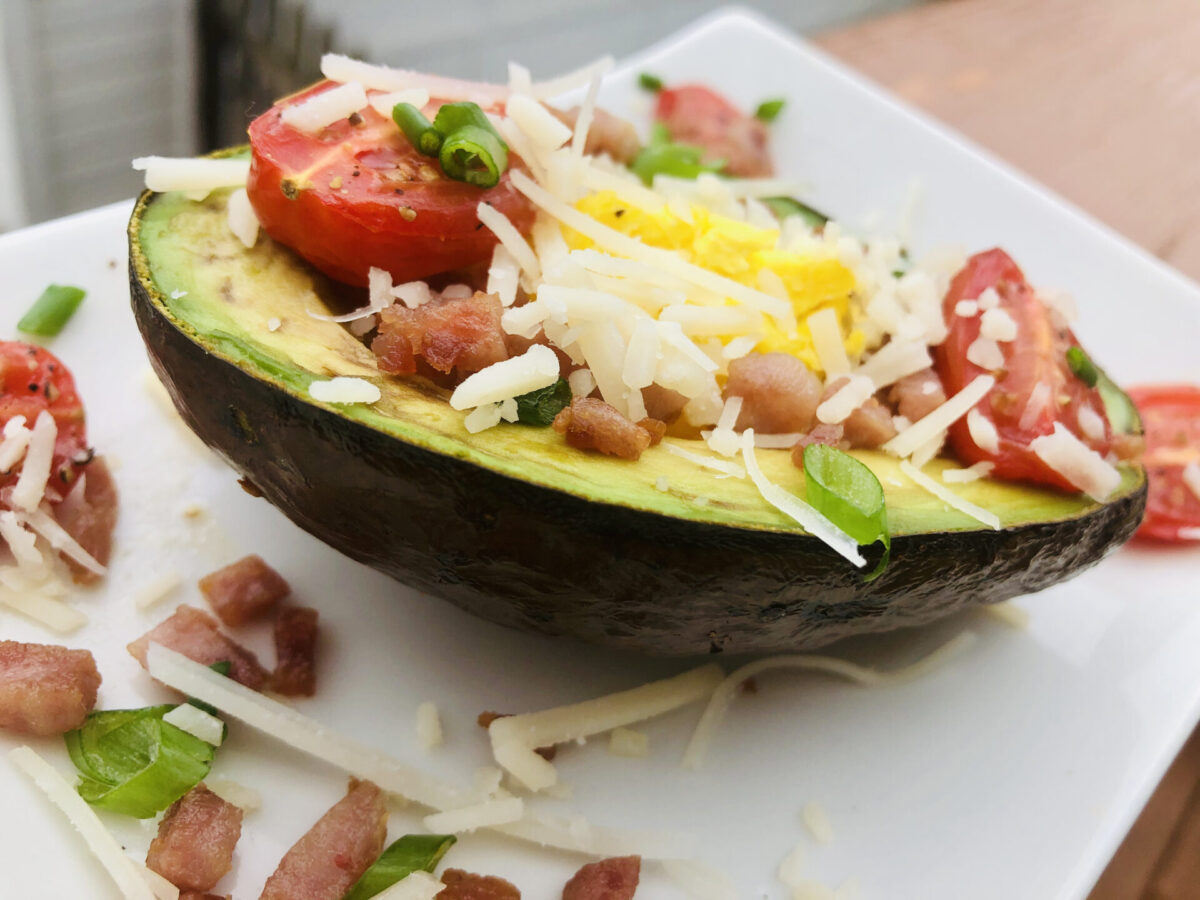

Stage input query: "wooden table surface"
[{"left": 817, "top": 3, "right": 1200, "bottom": 897}]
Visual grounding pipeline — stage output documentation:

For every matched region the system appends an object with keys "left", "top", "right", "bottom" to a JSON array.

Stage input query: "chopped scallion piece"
[
  {"left": 1066, "top": 346, "right": 1099, "bottom": 388},
  {"left": 18, "top": 284, "right": 86, "bottom": 337},
  {"left": 392, "top": 103, "right": 442, "bottom": 156},
  {"left": 64, "top": 704, "right": 216, "bottom": 818},
  {"left": 755, "top": 98, "right": 786, "bottom": 123},
  {"left": 638, "top": 72, "right": 664, "bottom": 92},
  {"left": 515, "top": 377, "right": 572, "bottom": 426},
  {"left": 439, "top": 125, "right": 508, "bottom": 188},
  {"left": 343, "top": 834, "right": 457, "bottom": 900},
  {"left": 802, "top": 444, "right": 890, "bottom": 581}
]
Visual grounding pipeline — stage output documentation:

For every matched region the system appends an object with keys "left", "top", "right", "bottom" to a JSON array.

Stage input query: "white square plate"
[{"left": 3, "top": 8, "right": 1200, "bottom": 899}]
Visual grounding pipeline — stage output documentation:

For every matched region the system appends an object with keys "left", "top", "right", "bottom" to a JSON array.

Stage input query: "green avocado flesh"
[{"left": 129, "top": 179, "right": 1146, "bottom": 654}]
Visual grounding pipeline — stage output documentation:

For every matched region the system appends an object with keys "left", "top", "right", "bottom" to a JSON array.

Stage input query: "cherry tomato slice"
[
  {"left": 247, "top": 80, "right": 535, "bottom": 287},
  {"left": 1125, "top": 385, "right": 1200, "bottom": 541},
  {"left": 934, "top": 248, "right": 1113, "bottom": 493},
  {"left": 0, "top": 341, "right": 88, "bottom": 493}
]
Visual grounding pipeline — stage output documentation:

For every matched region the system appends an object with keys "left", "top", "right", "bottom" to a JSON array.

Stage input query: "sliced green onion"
[
  {"left": 630, "top": 143, "right": 725, "bottom": 185},
  {"left": 1066, "top": 346, "right": 1099, "bottom": 388},
  {"left": 802, "top": 444, "right": 891, "bottom": 581},
  {"left": 392, "top": 103, "right": 442, "bottom": 156},
  {"left": 439, "top": 125, "right": 508, "bottom": 188},
  {"left": 515, "top": 377, "right": 572, "bottom": 426},
  {"left": 343, "top": 834, "right": 456, "bottom": 900},
  {"left": 754, "top": 98, "right": 786, "bottom": 123},
  {"left": 64, "top": 704, "right": 216, "bottom": 818},
  {"left": 760, "top": 196, "right": 829, "bottom": 229},
  {"left": 1096, "top": 367, "right": 1142, "bottom": 436},
  {"left": 18, "top": 284, "right": 86, "bottom": 337},
  {"left": 638, "top": 72, "right": 664, "bottom": 92}
]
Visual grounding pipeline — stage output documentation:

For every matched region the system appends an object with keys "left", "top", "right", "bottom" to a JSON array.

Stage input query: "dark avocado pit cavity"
[{"left": 128, "top": 173, "right": 1147, "bottom": 655}]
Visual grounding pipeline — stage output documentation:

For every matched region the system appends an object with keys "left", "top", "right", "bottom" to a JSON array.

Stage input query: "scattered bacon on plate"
[
  {"left": 146, "top": 784, "right": 243, "bottom": 893},
  {"left": 438, "top": 868, "right": 521, "bottom": 900},
  {"left": 258, "top": 778, "right": 387, "bottom": 900},
  {"left": 0, "top": 640, "right": 100, "bottom": 735},
  {"left": 270, "top": 606, "right": 319, "bottom": 697},
  {"left": 562, "top": 856, "right": 641, "bottom": 900},
  {"left": 127, "top": 604, "right": 269, "bottom": 690},
  {"left": 55, "top": 456, "right": 118, "bottom": 584},
  {"left": 199, "top": 554, "right": 290, "bottom": 627}
]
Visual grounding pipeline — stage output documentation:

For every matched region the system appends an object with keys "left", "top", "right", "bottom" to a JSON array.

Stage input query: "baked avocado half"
[{"left": 128, "top": 177, "right": 1147, "bottom": 655}]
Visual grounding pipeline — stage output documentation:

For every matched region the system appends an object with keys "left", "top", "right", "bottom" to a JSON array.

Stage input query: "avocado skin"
[{"left": 130, "top": 259, "right": 1145, "bottom": 655}]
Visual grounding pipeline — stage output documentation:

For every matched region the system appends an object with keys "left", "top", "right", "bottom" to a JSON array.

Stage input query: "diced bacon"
[
  {"left": 259, "top": 779, "right": 387, "bottom": 900},
  {"left": 270, "top": 607, "right": 319, "bottom": 697},
  {"left": 127, "top": 605, "right": 269, "bottom": 691},
  {"left": 562, "top": 856, "right": 641, "bottom": 900},
  {"left": 199, "top": 555, "right": 290, "bottom": 627},
  {"left": 549, "top": 106, "right": 640, "bottom": 164},
  {"left": 477, "top": 711, "right": 557, "bottom": 762},
  {"left": 55, "top": 456, "right": 117, "bottom": 585},
  {"left": 636, "top": 418, "right": 667, "bottom": 446},
  {"left": 0, "top": 640, "right": 100, "bottom": 735},
  {"left": 553, "top": 398, "right": 652, "bottom": 461},
  {"left": 789, "top": 424, "right": 845, "bottom": 467},
  {"left": 656, "top": 85, "right": 772, "bottom": 177},
  {"left": 437, "top": 868, "right": 522, "bottom": 900},
  {"left": 641, "top": 384, "right": 688, "bottom": 423},
  {"left": 375, "top": 292, "right": 509, "bottom": 378},
  {"left": 370, "top": 329, "right": 417, "bottom": 375},
  {"left": 726, "top": 353, "right": 822, "bottom": 434},
  {"left": 146, "top": 784, "right": 243, "bottom": 892},
  {"left": 842, "top": 397, "right": 898, "bottom": 449},
  {"left": 889, "top": 368, "right": 947, "bottom": 424}
]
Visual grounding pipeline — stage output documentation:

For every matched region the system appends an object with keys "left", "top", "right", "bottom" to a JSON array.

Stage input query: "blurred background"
[{"left": 0, "top": 0, "right": 915, "bottom": 230}]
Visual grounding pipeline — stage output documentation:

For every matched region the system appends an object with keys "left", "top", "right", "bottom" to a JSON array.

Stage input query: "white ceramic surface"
[{"left": 3, "top": 9, "right": 1199, "bottom": 899}]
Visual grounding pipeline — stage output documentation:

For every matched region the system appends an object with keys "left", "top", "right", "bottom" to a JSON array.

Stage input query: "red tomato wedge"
[
  {"left": 246, "top": 80, "right": 535, "bottom": 287},
  {"left": 934, "top": 248, "right": 1114, "bottom": 493},
  {"left": 654, "top": 84, "right": 773, "bottom": 178},
  {"left": 1127, "top": 385, "right": 1200, "bottom": 541},
  {"left": 0, "top": 341, "right": 89, "bottom": 492}
]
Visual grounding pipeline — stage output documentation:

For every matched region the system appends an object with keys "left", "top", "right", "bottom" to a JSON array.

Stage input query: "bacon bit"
[
  {"left": 437, "top": 868, "right": 522, "bottom": 900},
  {"left": 842, "top": 398, "right": 898, "bottom": 449},
  {"left": 371, "top": 329, "right": 417, "bottom": 375},
  {"left": 127, "top": 605, "right": 270, "bottom": 690},
  {"left": 270, "top": 607, "right": 319, "bottom": 697},
  {"left": 375, "top": 292, "right": 508, "bottom": 377},
  {"left": 553, "top": 399, "right": 651, "bottom": 461},
  {"left": 636, "top": 418, "right": 667, "bottom": 446},
  {"left": 477, "top": 711, "right": 556, "bottom": 761},
  {"left": 146, "top": 784, "right": 243, "bottom": 892},
  {"left": 890, "top": 368, "right": 947, "bottom": 423},
  {"left": 55, "top": 456, "right": 117, "bottom": 584},
  {"left": 740, "top": 676, "right": 758, "bottom": 695},
  {"left": 790, "top": 424, "right": 846, "bottom": 467},
  {"left": 199, "top": 555, "right": 290, "bottom": 627},
  {"left": 0, "top": 641, "right": 100, "bottom": 736},
  {"left": 641, "top": 384, "right": 688, "bottom": 423},
  {"left": 727, "top": 353, "right": 822, "bottom": 434},
  {"left": 562, "top": 856, "right": 641, "bottom": 900},
  {"left": 259, "top": 779, "right": 387, "bottom": 900},
  {"left": 548, "top": 106, "right": 641, "bottom": 164}
]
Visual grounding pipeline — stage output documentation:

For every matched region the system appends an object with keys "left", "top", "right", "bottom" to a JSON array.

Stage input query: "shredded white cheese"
[
  {"left": 280, "top": 81, "right": 368, "bottom": 133},
  {"left": 132, "top": 156, "right": 250, "bottom": 200},
  {"left": 884, "top": 375, "right": 995, "bottom": 459},
  {"left": 854, "top": 340, "right": 931, "bottom": 390},
  {"left": 802, "top": 802, "right": 835, "bottom": 845},
  {"left": 450, "top": 345, "right": 559, "bottom": 410},
  {"left": 816, "top": 375, "right": 875, "bottom": 426},
  {"left": 741, "top": 432, "right": 865, "bottom": 567},
  {"left": 900, "top": 460, "right": 1001, "bottom": 529},
  {"left": 966, "top": 408, "right": 1000, "bottom": 454},
  {"left": 966, "top": 336, "right": 1005, "bottom": 370},
  {"left": 367, "top": 88, "right": 431, "bottom": 119},
  {"left": 979, "top": 306, "right": 1018, "bottom": 342},
  {"left": 1184, "top": 461, "right": 1200, "bottom": 503},
  {"left": 807, "top": 308, "right": 851, "bottom": 376},
  {"left": 506, "top": 94, "right": 572, "bottom": 151},
  {"left": 9, "top": 746, "right": 158, "bottom": 900},
  {"left": 1029, "top": 423, "right": 1122, "bottom": 500},
  {"left": 608, "top": 726, "right": 649, "bottom": 758},
  {"left": 162, "top": 704, "right": 225, "bottom": 746},
  {"left": 681, "top": 631, "right": 978, "bottom": 769},
  {"left": 374, "top": 871, "right": 445, "bottom": 900},
  {"left": 226, "top": 187, "right": 259, "bottom": 248},
  {"left": 422, "top": 796, "right": 524, "bottom": 833},
  {"left": 661, "top": 859, "right": 740, "bottom": 900},
  {"left": 476, "top": 202, "right": 542, "bottom": 284},
  {"left": 308, "top": 377, "right": 381, "bottom": 405},
  {"left": 941, "top": 461, "right": 994, "bottom": 484},
  {"left": 777, "top": 842, "right": 807, "bottom": 889},
  {"left": 1018, "top": 382, "right": 1053, "bottom": 433},
  {"left": 205, "top": 777, "right": 262, "bottom": 811},
  {"left": 11, "top": 411, "right": 56, "bottom": 512},
  {"left": 664, "top": 442, "right": 746, "bottom": 478},
  {"left": 415, "top": 701, "right": 443, "bottom": 751},
  {"left": 23, "top": 508, "right": 105, "bottom": 576},
  {"left": 0, "top": 587, "right": 87, "bottom": 633}
]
